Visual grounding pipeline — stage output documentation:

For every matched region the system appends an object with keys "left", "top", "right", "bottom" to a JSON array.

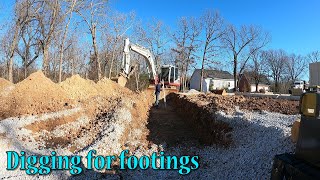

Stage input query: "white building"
[
  {"left": 250, "top": 84, "right": 270, "bottom": 92},
  {"left": 190, "top": 69, "right": 235, "bottom": 92}
]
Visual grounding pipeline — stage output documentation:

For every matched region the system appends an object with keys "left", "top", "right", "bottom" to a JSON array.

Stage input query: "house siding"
[
  {"left": 190, "top": 70, "right": 236, "bottom": 92},
  {"left": 250, "top": 84, "right": 270, "bottom": 92}
]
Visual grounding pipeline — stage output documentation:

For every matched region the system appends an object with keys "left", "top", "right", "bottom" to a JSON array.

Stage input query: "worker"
[{"left": 155, "top": 82, "right": 162, "bottom": 107}]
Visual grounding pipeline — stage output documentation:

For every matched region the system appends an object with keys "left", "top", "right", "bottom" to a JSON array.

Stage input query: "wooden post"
[{"left": 162, "top": 80, "right": 166, "bottom": 108}]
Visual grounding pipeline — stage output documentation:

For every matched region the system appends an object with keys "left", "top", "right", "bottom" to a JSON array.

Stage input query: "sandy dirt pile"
[
  {"left": 0, "top": 71, "right": 73, "bottom": 119},
  {"left": 187, "top": 93, "right": 299, "bottom": 115},
  {"left": 9, "top": 74, "right": 154, "bottom": 155},
  {"left": 120, "top": 91, "right": 154, "bottom": 152},
  {"left": 0, "top": 78, "right": 12, "bottom": 91},
  {"left": 96, "top": 77, "right": 134, "bottom": 97},
  {"left": 60, "top": 74, "right": 98, "bottom": 100},
  {"left": 60, "top": 75, "right": 134, "bottom": 101}
]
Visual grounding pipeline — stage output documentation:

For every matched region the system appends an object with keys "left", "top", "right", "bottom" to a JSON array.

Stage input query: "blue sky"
[
  {"left": 1, "top": 0, "right": 319, "bottom": 55},
  {"left": 111, "top": 0, "right": 320, "bottom": 56},
  {"left": 0, "top": 0, "right": 319, "bottom": 76}
]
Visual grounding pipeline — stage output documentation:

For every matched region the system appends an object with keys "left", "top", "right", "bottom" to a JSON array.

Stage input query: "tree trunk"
[
  {"left": 8, "top": 25, "right": 20, "bottom": 82},
  {"left": 24, "top": 61, "right": 28, "bottom": 79},
  {"left": 58, "top": 0, "right": 76, "bottom": 83},
  {"left": 92, "top": 26, "right": 101, "bottom": 80},
  {"left": 71, "top": 57, "right": 74, "bottom": 76},
  {"left": 42, "top": 45, "right": 49, "bottom": 76},
  {"left": 275, "top": 80, "right": 279, "bottom": 93},
  {"left": 200, "top": 43, "right": 208, "bottom": 92},
  {"left": 108, "top": 46, "right": 116, "bottom": 79},
  {"left": 256, "top": 83, "right": 259, "bottom": 92},
  {"left": 135, "top": 69, "right": 139, "bottom": 91},
  {"left": 8, "top": 57, "right": 14, "bottom": 82},
  {"left": 233, "top": 55, "right": 237, "bottom": 92},
  {"left": 200, "top": 67, "right": 204, "bottom": 92}
]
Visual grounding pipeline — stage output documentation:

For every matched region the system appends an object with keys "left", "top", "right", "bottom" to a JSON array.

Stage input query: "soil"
[
  {"left": 147, "top": 105, "right": 199, "bottom": 147},
  {"left": 96, "top": 77, "right": 134, "bottom": 97},
  {"left": 0, "top": 71, "right": 73, "bottom": 119},
  {"left": 24, "top": 113, "right": 82, "bottom": 132},
  {"left": 0, "top": 78, "right": 12, "bottom": 91},
  {"left": 187, "top": 93, "right": 299, "bottom": 115},
  {"left": 60, "top": 74, "right": 99, "bottom": 100}
]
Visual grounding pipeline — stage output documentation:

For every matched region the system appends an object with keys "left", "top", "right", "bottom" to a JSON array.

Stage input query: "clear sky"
[
  {"left": 111, "top": 0, "right": 320, "bottom": 56},
  {"left": 1, "top": 0, "right": 319, "bottom": 55},
  {"left": 1, "top": 0, "right": 319, "bottom": 57}
]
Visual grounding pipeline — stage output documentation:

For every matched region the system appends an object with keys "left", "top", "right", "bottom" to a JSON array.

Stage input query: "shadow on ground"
[{"left": 146, "top": 99, "right": 201, "bottom": 148}]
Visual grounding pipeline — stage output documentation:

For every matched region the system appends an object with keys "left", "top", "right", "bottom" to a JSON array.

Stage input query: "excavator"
[
  {"left": 271, "top": 87, "right": 320, "bottom": 179},
  {"left": 114, "top": 38, "right": 180, "bottom": 91}
]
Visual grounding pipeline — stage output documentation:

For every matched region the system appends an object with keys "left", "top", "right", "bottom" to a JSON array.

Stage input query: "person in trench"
[{"left": 155, "top": 82, "right": 162, "bottom": 107}]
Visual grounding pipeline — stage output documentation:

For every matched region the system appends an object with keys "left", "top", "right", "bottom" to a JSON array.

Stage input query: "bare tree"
[
  {"left": 75, "top": 0, "right": 108, "bottom": 81},
  {"left": 285, "top": 53, "right": 307, "bottom": 83},
  {"left": 307, "top": 50, "right": 320, "bottom": 63},
  {"left": 250, "top": 50, "right": 267, "bottom": 92},
  {"left": 36, "top": 0, "right": 62, "bottom": 76},
  {"left": 264, "top": 49, "right": 288, "bottom": 92},
  {"left": 135, "top": 18, "right": 169, "bottom": 73},
  {"left": 222, "top": 24, "right": 269, "bottom": 91},
  {"left": 6, "top": 0, "right": 38, "bottom": 82},
  {"left": 199, "top": 10, "right": 224, "bottom": 92},
  {"left": 58, "top": 0, "right": 78, "bottom": 82},
  {"left": 172, "top": 17, "right": 201, "bottom": 91},
  {"left": 107, "top": 11, "right": 135, "bottom": 79},
  {"left": 15, "top": 19, "right": 41, "bottom": 78}
]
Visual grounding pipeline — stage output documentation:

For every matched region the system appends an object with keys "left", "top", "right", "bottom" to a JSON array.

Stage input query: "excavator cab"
[{"left": 160, "top": 65, "right": 180, "bottom": 89}]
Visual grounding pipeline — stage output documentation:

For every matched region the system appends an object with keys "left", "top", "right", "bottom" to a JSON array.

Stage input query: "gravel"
[
  {"left": 0, "top": 106, "right": 298, "bottom": 179},
  {"left": 122, "top": 108, "right": 298, "bottom": 179}
]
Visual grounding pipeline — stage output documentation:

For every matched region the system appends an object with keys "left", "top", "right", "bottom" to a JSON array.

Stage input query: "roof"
[
  {"left": 193, "top": 69, "right": 233, "bottom": 79},
  {"left": 242, "top": 72, "right": 270, "bottom": 85}
]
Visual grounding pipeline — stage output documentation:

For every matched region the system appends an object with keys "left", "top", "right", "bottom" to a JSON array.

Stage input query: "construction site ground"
[{"left": 0, "top": 72, "right": 300, "bottom": 179}]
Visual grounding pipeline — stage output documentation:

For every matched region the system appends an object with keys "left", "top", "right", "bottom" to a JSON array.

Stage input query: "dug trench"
[{"left": 147, "top": 93, "right": 233, "bottom": 148}]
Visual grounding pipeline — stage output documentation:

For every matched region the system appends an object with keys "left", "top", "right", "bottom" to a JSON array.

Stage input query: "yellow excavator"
[
  {"left": 114, "top": 38, "right": 180, "bottom": 92},
  {"left": 271, "top": 86, "right": 320, "bottom": 179}
]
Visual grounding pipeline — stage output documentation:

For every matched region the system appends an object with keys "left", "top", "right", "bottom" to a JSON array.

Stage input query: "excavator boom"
[{"left": 116, "top": 38, "right": 158, "bottom": 87}]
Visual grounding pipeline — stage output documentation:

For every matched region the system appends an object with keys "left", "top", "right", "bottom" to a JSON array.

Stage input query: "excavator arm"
[{"left": 117, "top": 38, "right": 158, "bottom": 87}]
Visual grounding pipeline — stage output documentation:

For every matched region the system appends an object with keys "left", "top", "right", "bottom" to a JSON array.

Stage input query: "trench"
[{"left": 146, "top": 93, "right": 233, "bottom": 148}]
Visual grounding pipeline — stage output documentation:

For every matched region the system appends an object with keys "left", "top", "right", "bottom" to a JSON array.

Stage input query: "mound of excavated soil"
[
  {"left": 60, "top": 74, "right": 99, "bottom": 100},
  {"left": 0, "top": 78, "right": 12, "bottom": 90},
  {"left": 0, "top": 71, "right": 73, "bottom": 119},
  {"left": 96, "top": 77, "right": 134, "bottom": 97},
  {"left": 187, "top": 94, "right": 299, "bottom": 115}
]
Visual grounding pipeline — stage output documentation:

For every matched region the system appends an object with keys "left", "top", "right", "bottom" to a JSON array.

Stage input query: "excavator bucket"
[
  {"left": 116, "top": 76, "right": 128, "bottom": 87},
  {"left": 212, "top": 89, "right": 227, "bottom": 95},
  {"left": 111, "top": 74, "right": 128, "bottom": 87}
]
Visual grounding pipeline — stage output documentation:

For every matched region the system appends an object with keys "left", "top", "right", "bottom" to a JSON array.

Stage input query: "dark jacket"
[{"left": 155, "top": 84, "right": 161, "bottom": 94}]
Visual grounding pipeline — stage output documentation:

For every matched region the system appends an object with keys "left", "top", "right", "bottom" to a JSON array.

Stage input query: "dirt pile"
[
  {"left": 21, "top": 91, "right": 154, "bottom": 154},
  {"left": 0, "top": 78, "right": 12, "bottom": 91},
  {"left": 0, "top": 71, "right": 73, "bottom": 119},
  {"left": 187, "top": 94, "right": 299, "bottom": 115},
  {"left": 60, "top": 74, "right": 99, "bottom": 100},
  {"left": 60, "top": 75, "right": 134, "bottom": 101},
  {"left": 96, "top": 77, "right": 134, "bottom": 97},
  {"left": 120, "top": 91, "right": 154, "bottom": 152}
]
